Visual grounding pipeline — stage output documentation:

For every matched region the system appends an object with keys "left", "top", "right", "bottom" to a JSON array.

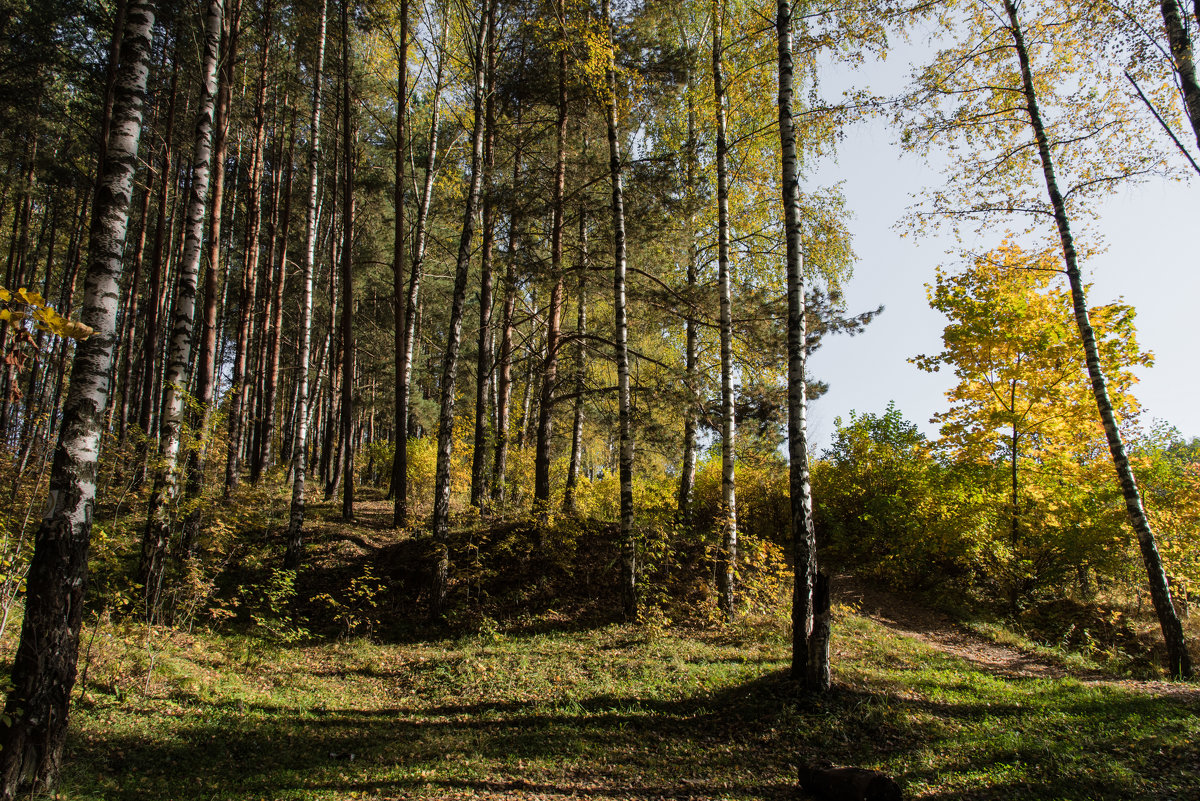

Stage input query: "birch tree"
[
  {"left": 777, "top": 0, "right": 824, "bottom": 691},
  {"left": 431, "top": 0, "right": 489, "bottom": 613},
  {"left": 140, "top": 0, "right": 224, "bottom": 618},
  {"left": 601, "top": 0, "right": 637, "bottom": 620},
  {"left": 712, "top": 0, "right": 738, "bottom": 621},
  {"left": 284, "top": 0, "right": 329, "bottom": 569},
  {"left": 0, "top": 3, "right": 156, "bottom": 793},
  {"left": 902, "top": 0, "right": 1193, "bottom": 678},
  {"left": 393, "top": 4, "right": 447, "bottom": 528}
]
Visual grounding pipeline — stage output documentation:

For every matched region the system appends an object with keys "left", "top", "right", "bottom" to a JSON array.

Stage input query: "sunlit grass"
[{"left": 49, "top": 607, "right": 1200, "bottom": 800}]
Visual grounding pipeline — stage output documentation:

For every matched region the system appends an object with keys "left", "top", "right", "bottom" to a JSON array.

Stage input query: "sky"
[{"left": 802, "top": 42, "right": 1199, "bottom": 451}]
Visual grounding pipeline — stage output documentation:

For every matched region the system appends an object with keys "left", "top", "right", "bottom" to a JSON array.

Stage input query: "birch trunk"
[
  {"left": 339, "top": 0, "right": 356, "bottom": 521},
  {"left": 0, "top": 4, "right": 155, "bottom": 793},
  {"left": 1161, "top": 0, "right": 1200, "bottom": 150},
  {"left": 677, "top": 71, "right": 699, "bottom": 527},
  {"left": 183, "top": 0, "right": 241, "bottom": 555},
  {"left": 534, "top": 40, "right": 570, "bottom": 521},
  {"left": 392, "top": 13, "right": 446, "bottom": 527},
  {"left": 140, "top": 0, "right": 224, "bottom": 618},
  {"left": 226, "top": 0, "right": 274, "bottom": 492},
  {"left": 1004, "top": 0, "right": 1192, "bottom": 679},
  {"left": 431, "top": 4, "right": 488, "bottom": 614},
  {"left": 713, "top": 0, "right": 737, "bottom": 620},
  {"left": 778, "top": 0, "right": 821, "bottom": 689},
  {"left": 602, "top": 0, "right": 636, "bottom": 620},
  {"left": 391, "top": 0, "right": 409, "bottom": 518},
  {"left": 470, "top": 0, "right": 498, "bottom": 510}
]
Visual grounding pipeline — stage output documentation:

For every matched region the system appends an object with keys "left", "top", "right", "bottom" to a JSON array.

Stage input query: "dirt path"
[{"left": 835, "top": 575, "right": 1200, "bottom": 700}]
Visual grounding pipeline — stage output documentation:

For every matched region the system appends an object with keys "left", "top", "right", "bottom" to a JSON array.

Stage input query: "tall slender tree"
[
  {"left": 470, "top": 0, "right": 499, "bottom": 511},
  {"left": 183, "top": 0, "right": 242, "bottom": 555},
  {"left": 1000, "top": 0, "right": 1191, "bottom": 678},
  {"left": 393, "top": 8, "right": 447, "bottom": 527},
  {"left": 431, "top": 0, "right": 489, "bottom": 612},
  {"left": 0, "top": 3, "right": 157, "bottom": 793},
  {"left": 391, "top": 0, "right": 409, "bottom": 522},
  {"left": 339, "top": 0, "right": 357, "bottom": 521},
  {"left": 778, "top": 0, "right": 823, "bottom": 691},
  {"left": 712, "top": 0, "right": 737, "bottom": 620},
  {"left": 533, "top": 0, "right": 571, "bottom": 520},
  {"left": 601, "top": 0, "right": 636, "bottom": 620},
  {"left": 140, "top": 0, "right": 225, "bottom": 617}
]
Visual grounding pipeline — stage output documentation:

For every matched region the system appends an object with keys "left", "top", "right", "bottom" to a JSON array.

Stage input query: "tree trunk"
[
  {"left": 431, "top": 2, "right": 489, "bottom": 614},
  {"left": 391, "top": 0, "right": 409, "bottom": 518},
  {"left": 282, "top": 0, "right": 326, "bottom": 562},
  {"left": 677, "top": 71, "right": 699, "bottom": 527},
  {"left": 713, "top": 0, "right": 737, "bottom": 621},
  {"left": 339, "top": 0, "right": 356, "bottom": 521},
  {"left": 602, "top": 0, "right": 636, "bottom": 621},
  {"left": 226, "top": 0, "right": 273, "bottom": 493},
  {"left": 392, "top": 11, "right": 446, "bottom": 527},
  {"left": 140, "top": 0, "right": 224, "bottom": 619},
  {"left": 0, "top": 4, "right": 155, "bottom": 794},
  {"left": 491, "top": 100, "right": 524, "bottom": 506},
  {"left": 534, "top": 17, "right": 571, "bottom": 520},
  {"left": 470, "top": 0, "right": 498, "bottom": 511},
  {"left": 778, "top": 0, "right": 821, "bottom": 689},
  {"left": 1161, "top": 0, "right": 1200, "bottom": 150},
  {"left": 562, "top": 215, "right": 587, "bottom": 515},
  {"left": 182, "top": 0, "right": 241, "bottom": 556},
  {"left": 1004, "top": 0, "right": 1192, "bottom": 679}
]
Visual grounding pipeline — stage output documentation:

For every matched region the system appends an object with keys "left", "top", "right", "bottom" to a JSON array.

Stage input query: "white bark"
[
  {"left": 285, "top": 0, "right": 328, "bottom": 568},
  {"left": 141, "top": 0, "right": 224, "bottom": 616},
  {"left": 713, "top": 0, "right": 737, "bottom": 620},
  {"left": 0, "top": 2, "right": 156, "bottom": 793},
  {"left": 431, "top": 4, "right": 488, "bottom": 613},
  {"left": 602, "top": 0, "right": 636, "bottom": 620},
  {"left": 778, "top": 0, "right": 821, "bottom": 689}
]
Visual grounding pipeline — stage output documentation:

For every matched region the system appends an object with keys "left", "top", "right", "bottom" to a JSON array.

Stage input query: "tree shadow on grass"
[{"left": 63, "top": 665, "right": 1200, "bottom": 800}]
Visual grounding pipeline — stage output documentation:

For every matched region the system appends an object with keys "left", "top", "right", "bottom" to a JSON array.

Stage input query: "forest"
[{"left": 0, "top": 0, "right": 1197, "bottom": 798}]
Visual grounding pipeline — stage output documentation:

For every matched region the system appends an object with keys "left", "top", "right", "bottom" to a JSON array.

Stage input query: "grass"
[{"left": 51, "top": 606, "right": 1200, "bottom": 800}]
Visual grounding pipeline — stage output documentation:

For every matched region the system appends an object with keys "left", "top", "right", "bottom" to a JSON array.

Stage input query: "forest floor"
[{"left": 29, "top": 495, "right": 1200, "bottom": 800}]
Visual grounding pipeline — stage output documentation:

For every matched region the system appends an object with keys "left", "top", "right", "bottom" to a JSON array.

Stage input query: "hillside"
[{"left": 40, "top": 500, "right": 1200, "bottom": 801}]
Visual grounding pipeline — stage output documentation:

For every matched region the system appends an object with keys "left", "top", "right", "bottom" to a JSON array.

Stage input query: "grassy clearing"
[{"left": 51, "top": 606, "right": 1200, "bottom": 800}]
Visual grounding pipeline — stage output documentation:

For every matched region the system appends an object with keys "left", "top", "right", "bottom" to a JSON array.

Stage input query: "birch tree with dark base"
[
  {"left": 393, "top": 8, "right": 447, "bottom": 528},
  {"left": 777, "top": 0, "right": 825, "bottom": 691},
  {"left": 905, "top": 0, "right": 1193, "bottom": 679},
  {"left": 141, "top": 0, "right": 224, "bottom": 618},
  {"left": 0, "top": 3, "right": 156, "bottom": 794},
  {"left": 712, "top": 0, "right": 737, "bottom": 621},
  {"left": 601, "top": 0, "right": 636, "bottom": 620},
  {"left": 534, "top": 1, "right": 571, "bottom": 521},
  {"left": 1002, "top": 0, "right": 1190, "bottom": 679},
  {"left": 284, "top": 0, "right": 328, "bottom": 569},
  {"left": 431, "top": 1, "right": 489, "bottom": 613}
]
